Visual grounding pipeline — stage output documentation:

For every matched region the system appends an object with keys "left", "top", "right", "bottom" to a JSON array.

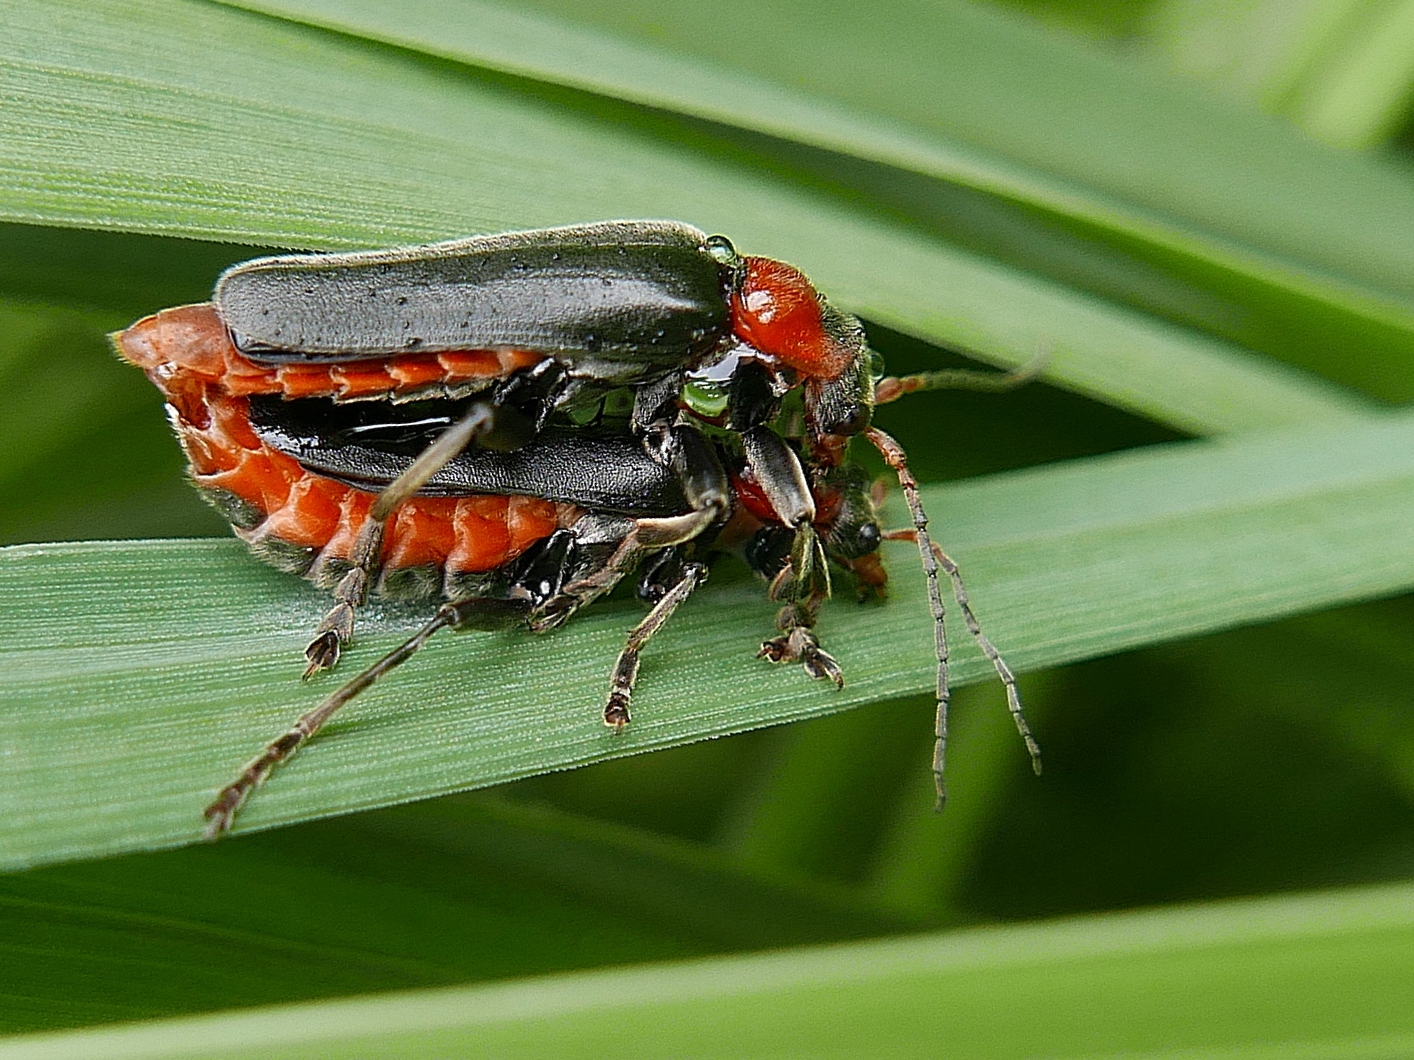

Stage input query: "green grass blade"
[
  {"left": 3, "top": 881, "right": 1411, "bottom": 1058},
  {"left": 0, "top": 2, "right": 1371, "bottom": 433},
  {"left": 219, "top": 0, "right": 1414, "bottom": 313},
  {"left": 0, "top": 794, "right": 910, "bottom": 1033},
  {"left": 9, "top": 412, "right": 1414, "bottom": 869},
  {"left": 1289, "top": 0, "right": 1414, "bottom": 148},
  {"left": 209, "top": 0, "right": 1414, "bottom": 400},
  {"left": 1150, "top": 0, "right": 1414, "bottom": 150},
  {"left": 524, "top": 0, "right": 1414, "bottom": 304}
]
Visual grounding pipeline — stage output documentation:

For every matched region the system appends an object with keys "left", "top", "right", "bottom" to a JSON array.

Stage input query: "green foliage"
[
  {"left": 1148, "top": 0, "right": 1414, "bottom": 149},
  {"left": 2, "top": 0, "right": 1414, "bottom": 1054},
  {"left": 5, "top": 881, "right": 1414, "bottom": 1058}
]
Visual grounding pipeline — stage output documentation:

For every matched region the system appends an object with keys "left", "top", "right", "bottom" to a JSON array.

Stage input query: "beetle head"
[
  {"left": 815, "top": 461, "right": 883, "bottom": 562},
  {"left": 802, "top": 303, "right": 877, "bottom": 446},
  {"left": 729, "top": 257, "right": 859, "bottom": 380}
]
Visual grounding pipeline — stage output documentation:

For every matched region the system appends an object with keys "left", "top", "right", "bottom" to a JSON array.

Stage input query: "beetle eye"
[
  {"left": 810, "top": 387, "right": 871, "bottom": 437},
  {"left": 856, "top": 521, "right": 881, "bottom": 554},
  {"left": 705, "top": 235, "right": 739, "bottom": 266}
]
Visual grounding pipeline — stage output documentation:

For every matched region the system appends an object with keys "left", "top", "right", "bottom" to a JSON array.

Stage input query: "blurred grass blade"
[
  {"left": 1150, "top": 0, "right": 1414, "bottom": 149},
  {"left": 0, "top": 794, "right": 911, "bottom": 1034},
  {"left": 1289, "top": 0, "right": 1414, "bottom": 147},
  {"left": 0, "top": 2, "right": 1376, "bottom": 432},
  {"left": 10, "top": 412, "right": 1414, "bottom": 869},
  {"left": 1146, "top": 0, "right": 1369, "bottom": 112},
  {"left": 2, "top": 881, "right": 1411, "bottom": 1058},
  {"left": 212, "top": 0, "right": 1414, "bottom": 391}
]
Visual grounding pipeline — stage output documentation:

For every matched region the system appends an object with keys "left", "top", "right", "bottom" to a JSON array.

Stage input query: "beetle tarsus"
[
  {"left": 304, "top": 539, "right": 375, "bottom": 674},
  {"left": 602, "top": 560, "right": 706, "bottom": 732},
  {"left": 604, "top": 693, "right": 631, "bottom": 731},
  {"left": 302, "top": 629, "right": 343, "bottom": 678},
  {"left": 759, "top": 624, "right": 843, "bottom": 689},
  {"left": 303, "top": 586, "right": 359, "bottom": 676},
  {"left": 203, "top": 786, "right": 246, "bottom": 839}
]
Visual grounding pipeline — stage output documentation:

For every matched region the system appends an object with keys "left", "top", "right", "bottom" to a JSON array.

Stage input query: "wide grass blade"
[
  {"left": 213, "top": 0, "right": 1414, "bottom": 393},
  {"left": 0, "top": 794, "right": 911, "bottom": 1033},
  {"left": 9, "top": 412, "right": 1414, "bottom": 869},
  {"left": 0, "top": 1, "right": 1375, "bottom": 432},
  {"left": 2, "top": 880, "right": 1411, "bottom": 1058}
]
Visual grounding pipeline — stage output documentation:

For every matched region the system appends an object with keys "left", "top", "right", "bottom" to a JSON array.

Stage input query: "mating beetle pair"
[{"left": 114, "top": 220, "right": 1041, "bottom": 836}]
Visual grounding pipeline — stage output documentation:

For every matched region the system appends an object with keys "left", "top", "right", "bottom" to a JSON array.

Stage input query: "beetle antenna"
[
  {"left": 874, "top": 346, "right": 1050, "bottom": 406},
  {"left": 205, "top": 604, "right": 461, "bottom": 838},
  {"left": 864, "top": 428, "right": 1040, "bottom": 809}
]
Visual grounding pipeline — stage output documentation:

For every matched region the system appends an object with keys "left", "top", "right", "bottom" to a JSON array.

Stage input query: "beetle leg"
[
  {"left": 740, "top": 425, "right": 814, "bottom": 527},
  {"left": 873, "top": 347, "right": 1050, "bottom": 405},
  {"left": 304, "top": 399, "right": 504, "bottom": 676},
  {"left": 205, "top": 592, "right": 543, "bottom": 836},
  {"left": 304, "top": 363, "right": 575, "bottom": 676},
  {"left": 636, "top": 546, "right": 685, "bottom": 604},
  {"left": 618, "top": 420, "right": 731, "bottom": 557},
  {"left": 603, "top": 560, "right": 707, "bottom": 729},
  {"left": 562, "top": 421, "right": 728, "bottom": 603},
  {"left": 865, "top": 427, "right": 1040, "bottom": 810},
  {"left": 542, "top": 496, "right": 716, "bottom": 627},
  {"left": 739, "top": 424, "right": 831, "bottom": 601},
  {"left": 520, "top": 516, "right": 643, "bottom": 633},
  {"left": 210, "top": 600, "right": 455, "bottom": 835},
  {"left": 738, "top": 423, "right": 842, "bottom": 680},
  {"left": 758, "top": 591, "right": 843, "bottom": 688},
  {"left": 531, "top": 418, "right": 723, "bottom": 621}
]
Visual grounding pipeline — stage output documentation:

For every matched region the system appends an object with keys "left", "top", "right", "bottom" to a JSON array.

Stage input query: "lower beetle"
[{"left": 113, "top": 221, "right": 1040, "bottom": 835}]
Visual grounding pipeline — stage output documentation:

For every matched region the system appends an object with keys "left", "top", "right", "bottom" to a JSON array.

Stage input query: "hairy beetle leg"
[
  {"left": 303, "top": 520, "right": 384, "bottom": 677},
  {"left": 759, "top": 595, "right": 843, "bottom": 688},
  {"left": 302, "top": 401, "right": 499, "bottom": 676},
  {"left": 865, "top": 427, "right": 1040, "bottom": 810},
  {"left": 604, "top": 561, "right": 708, "bottom": 730},
  {"left": 208, "top": 603, "right": 464, "bottom": 837}
]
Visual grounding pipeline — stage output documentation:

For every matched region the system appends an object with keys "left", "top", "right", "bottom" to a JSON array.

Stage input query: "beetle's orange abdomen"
[
  {"left": 118, "top": 304, "right": 546, "bottom": 403},
  {"left": 113, "top": 304, "right": 568, "bottom": 595}
]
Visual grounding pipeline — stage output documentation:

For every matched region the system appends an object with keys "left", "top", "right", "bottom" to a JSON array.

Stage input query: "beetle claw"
[
  {"left": 803, "top": 647, "right": 844, "bottom": 688},
  {"left": 759, "top": 627, "right": 844, "bottom": 689},
  {"left": 604, "top": 692, "right": 632, "bottom": 731},
  {"left": 202, "top": 784, "right": 245, "bottom": 840},
  {"left": 302, "top": 630, "right": 342, "bottom": 679}
]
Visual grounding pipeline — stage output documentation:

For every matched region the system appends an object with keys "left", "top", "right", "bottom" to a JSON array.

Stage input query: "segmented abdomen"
[
  {"left": 118, "top": 303, "right": 547, "bottom": 402},
  {"left": 114, "top": 303, "right": 572, "bottom": 598}
]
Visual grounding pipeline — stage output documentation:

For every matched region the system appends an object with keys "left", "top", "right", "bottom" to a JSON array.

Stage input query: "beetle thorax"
[{"left": 731, "top": 257, "right": 856, "bottom": 380}]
